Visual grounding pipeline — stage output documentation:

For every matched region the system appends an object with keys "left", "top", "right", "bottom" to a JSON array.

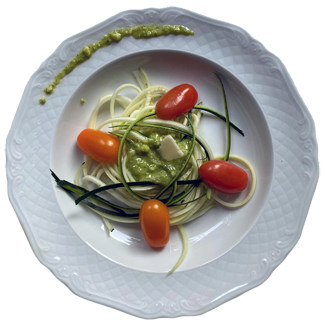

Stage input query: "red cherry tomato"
[
  {"left": 139, "top": 199, "right": 170, "bottom": 248},
  {"left": 155, "top": 84, "right": 198, "bottom": 120},
  {"left": 77, "top": 129, "right": 120, "bottom": 163},
  {"left": 199, "top": 160, "right": 248, "bottom": 194}
]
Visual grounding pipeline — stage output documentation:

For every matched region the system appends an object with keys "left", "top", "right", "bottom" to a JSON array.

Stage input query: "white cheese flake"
[{"left": 157, "top": 135, "right": 184, "bottom": 161}]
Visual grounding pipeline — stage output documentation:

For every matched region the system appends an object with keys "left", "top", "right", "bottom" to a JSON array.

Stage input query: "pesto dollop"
[
  {"left": 126, "top": 131, "right": 191, "bottom": 186},
  {"left": 39, "top": 97, "right": 46, "bottom": 105},
  {"left": 43, "top": 25, "right": 194, "bottom": 96}
]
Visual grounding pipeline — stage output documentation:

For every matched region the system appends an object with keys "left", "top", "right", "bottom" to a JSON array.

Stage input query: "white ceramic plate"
[{"left": 6, "top": 7, "right": 318, "bottom": 318}]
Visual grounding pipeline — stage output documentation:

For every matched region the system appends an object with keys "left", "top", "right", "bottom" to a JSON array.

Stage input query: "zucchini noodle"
[
  {"left": 212, "top": 155, "right": 257, "bottom": 208},
  {"left": 71, "top": 69, "right": 256, "bottom": 273}
]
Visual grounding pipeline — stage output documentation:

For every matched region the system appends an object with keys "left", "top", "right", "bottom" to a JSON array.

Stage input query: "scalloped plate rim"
[{"left": 6, "top": 6, "right": 319, "bottom": 319}]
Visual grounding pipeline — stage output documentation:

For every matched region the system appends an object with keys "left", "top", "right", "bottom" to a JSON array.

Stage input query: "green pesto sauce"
[
  {"left": 43, "top": 25, "right": 194, "bottom": 96},
  {"left": 126, "top": 131, "right": 191, "bottom": 186},
  {"left": 39, "top": 97, "right": 46, "bottom": 104}
]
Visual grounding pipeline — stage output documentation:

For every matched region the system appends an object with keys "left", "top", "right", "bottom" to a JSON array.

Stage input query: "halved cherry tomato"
[
  {"left": 77, "top": 129, "right": 120, "bottom": 163},
  {"left": 199, "top": 160, "right": 248, "bottom": 194},
  {"left": 155, "top": 84, "right": 198, "bottom": 120},
  {"left": 139, "top": 199, "right": 170, "bottom": 248}
]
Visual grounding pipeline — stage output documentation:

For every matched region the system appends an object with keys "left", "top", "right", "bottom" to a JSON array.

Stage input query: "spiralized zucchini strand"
[
  {"left": 53, "top": 69, "right": 256, "bottom": 274},
  {"left": 168, "top": 225, "right": 188, "bottom": 274}
]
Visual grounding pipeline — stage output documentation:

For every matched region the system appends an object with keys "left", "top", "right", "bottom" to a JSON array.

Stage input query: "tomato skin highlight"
[
  {"left": 155, "top": 84, "right": 198, "bottom": 120},
  {"left": 139, "top": 199, "right": 170, "bottom": 248},
  {"left": 199, "top": 160, "right": 248, "bottom": 194},
  {"left": 77, "top": 129, "right": 120, "bottom": 163}
]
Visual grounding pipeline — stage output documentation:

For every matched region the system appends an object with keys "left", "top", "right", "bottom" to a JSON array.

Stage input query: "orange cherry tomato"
[
  {"left": 155, "top": 84, "right": 198, "bottom": 120},
  {"left": 199, "top": 160, "right": 248, "bottom": 194},
  {"left": 139, "top": 199, "right": 170, "bottom": 248},
  {"left": 77, "top": 129, "right": 120, "bottom": 163}
]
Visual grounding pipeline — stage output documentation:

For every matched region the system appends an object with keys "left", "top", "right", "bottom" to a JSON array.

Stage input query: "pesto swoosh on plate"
[{"left": 41, "top": 24, "right": 194, "bottom": 102}]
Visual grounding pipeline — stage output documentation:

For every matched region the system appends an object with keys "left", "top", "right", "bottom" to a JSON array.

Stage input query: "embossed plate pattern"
[{"left": 6, "top": 7, "right": 319, "bottom": 318}]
